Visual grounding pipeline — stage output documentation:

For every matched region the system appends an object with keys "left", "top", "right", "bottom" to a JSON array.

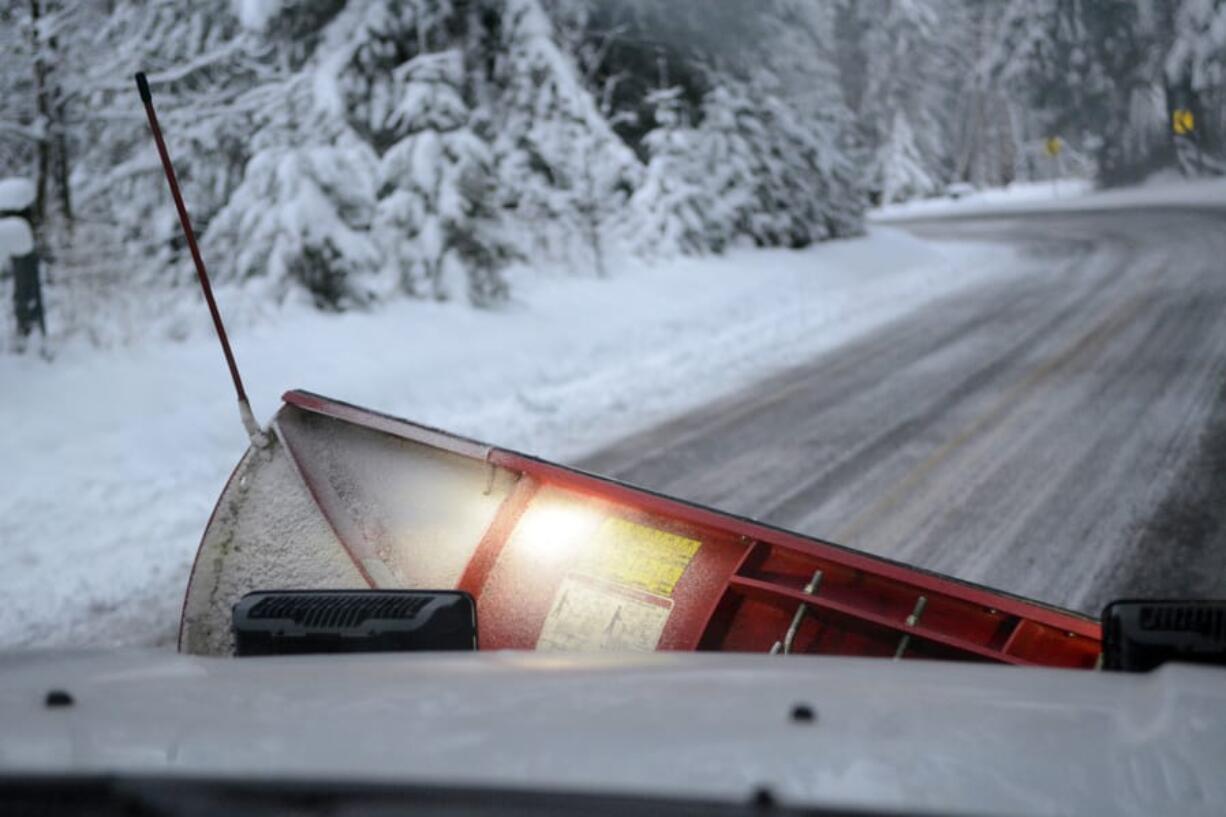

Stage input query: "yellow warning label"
[{"left": 575, "top": 517, "right": 700, "bottom": 597}]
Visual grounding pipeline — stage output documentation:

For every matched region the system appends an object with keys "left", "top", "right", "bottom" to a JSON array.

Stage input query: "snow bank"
[
  {"left": 1056, "top": 173, "right": 1226, "bottom": 210},
  {"left": 0, "top": 231, "right": 1026, "bottom": 648},
  {"left": 872, "top": 174, "right": 1226, "bottom": 222},
  {"left": 0, "top": 218, "right": 33, "bottom": 262},
  {"left": 871, "top": 179, "right": 1095, "bottom": 220},
  {"left": 0, "top": 178, "right": 35, "bottom": 212}
]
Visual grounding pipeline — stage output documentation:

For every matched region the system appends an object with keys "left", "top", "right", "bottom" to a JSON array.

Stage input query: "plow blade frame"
[{"left": 180, "top": 390, "right": 1100, "bottom": 667}]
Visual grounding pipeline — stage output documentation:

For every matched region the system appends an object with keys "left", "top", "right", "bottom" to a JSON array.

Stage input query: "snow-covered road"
[
  {"left": 584, "top": 205, "right": 1226, "bottom": 614},
  {"left": 0, "top": 227, "right": 1018, "bottom": 648}
]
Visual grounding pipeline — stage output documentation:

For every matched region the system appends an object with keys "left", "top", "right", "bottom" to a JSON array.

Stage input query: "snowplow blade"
[{"left": 180, "top": 390, "right": 1101, "bottom": 667}]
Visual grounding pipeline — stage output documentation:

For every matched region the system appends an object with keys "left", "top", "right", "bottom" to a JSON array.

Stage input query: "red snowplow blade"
[{"left": 180, "top": 390, "right": 1101, "bottom": 667}]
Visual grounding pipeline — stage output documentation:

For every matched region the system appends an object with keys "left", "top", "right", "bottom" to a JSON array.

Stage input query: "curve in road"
[{"left": 580, "top": 206, "right": 1226, "bottom": 614}]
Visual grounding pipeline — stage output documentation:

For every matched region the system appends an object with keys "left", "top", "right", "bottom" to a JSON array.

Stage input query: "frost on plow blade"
[{"left": 180, "top": 390, "right": 1101, "bottom": 667}]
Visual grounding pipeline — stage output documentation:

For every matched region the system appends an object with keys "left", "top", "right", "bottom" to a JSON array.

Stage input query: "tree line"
[{"left": 1, "top": 0, "right": 1222, "bottom": 348}]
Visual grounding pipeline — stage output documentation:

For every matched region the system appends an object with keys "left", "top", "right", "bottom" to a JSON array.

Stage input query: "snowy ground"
[
  {"left": 871, "top": 179, "right": 1094, "bottom": 220},
  {"left": 0, "top": 227, "right": 1027, "bottom": 648},
  {"left": 872, "top": 173, "right": 1226, "bottom": 221}
]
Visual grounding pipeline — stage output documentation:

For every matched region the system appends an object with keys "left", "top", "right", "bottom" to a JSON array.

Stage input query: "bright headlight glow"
[{"left": 513, "top": 500, "right": 600, "bottom": 566}]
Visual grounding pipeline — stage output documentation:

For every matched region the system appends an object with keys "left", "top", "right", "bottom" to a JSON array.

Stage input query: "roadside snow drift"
[{"left": 872, "top": 174, "right": 1226, "bottom": 221}]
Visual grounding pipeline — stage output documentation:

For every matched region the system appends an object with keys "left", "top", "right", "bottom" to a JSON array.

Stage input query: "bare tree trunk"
[
  {"left": 955, "top": 88, "right": 985, "bottom": 183},
  {"left": 50, "top": 26, "right": 72, "bottom": 225},
  {"left": 54, "top": 100, "right": 72, "bottom": 225},
  {"left": 28, "top": 0, "right": 50, "bottom": 230},
  {"left": 28, "top": 0, "right": 72, "bottom": 228}
]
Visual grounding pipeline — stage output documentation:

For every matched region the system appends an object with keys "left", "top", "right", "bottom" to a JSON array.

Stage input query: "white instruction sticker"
[{"left": 536, "top": 574, "right": 672, "bottom": 652}]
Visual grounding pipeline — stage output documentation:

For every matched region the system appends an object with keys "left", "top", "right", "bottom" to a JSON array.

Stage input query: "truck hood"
[{"left": 0, "top": 650, "right": 1223, "bottom": 816}]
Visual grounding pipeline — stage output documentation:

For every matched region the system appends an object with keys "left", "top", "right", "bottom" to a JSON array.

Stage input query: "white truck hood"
[{"left": 0, "top": 650, "right": 1223, "bottom": 816}]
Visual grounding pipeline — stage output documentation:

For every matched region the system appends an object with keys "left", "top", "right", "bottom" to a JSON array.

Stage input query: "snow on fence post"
[{"left": 0, "top": 178, "right": 45, "bottom": 351}]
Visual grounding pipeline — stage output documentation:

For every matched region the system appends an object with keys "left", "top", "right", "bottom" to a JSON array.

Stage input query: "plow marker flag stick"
[{"left": 136, "top": 72, "right": 266, "bottom": 446}]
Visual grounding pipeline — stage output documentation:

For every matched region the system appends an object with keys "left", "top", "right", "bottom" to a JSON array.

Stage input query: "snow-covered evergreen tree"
[
  {"left": 875, "top": 111, "right": 934, "bottom": 204},
  {"left": 210, "top": 0, "right": 517, "bottom": 306},
  {"left": 689, "top": 84, "right": 757, "bottom": 246},
  {"left": 752, "top": 0, "right": 864, "bottom": 238},
  {"left": 1168, "top": 0, "right": 1226, "bottom": 96},
  {"left": 620, "top": 0, "right": 864, "bottom": 254},
  {"left": 947, "top": 2, "right": 1022, "bottom": 188},
  {"left": 850, "top": 0, "right": 952, "bottom": 203},
  {"left": 625, "top": 87, "right": 717, "bottom": 257},
  {"left": 369, "top": 46, "right": 514, "bottom": 304},
  {"left": 995, "top": 0, "right": 1166, "bottom": 184},
  {"left": 1, "top": 0, "right": 275, "bottom": 345},
  {"left": 1166, "top": 0, "right": 1226, "bottom": 172},
  {"left": 80, "top": 1, "right": 264, "bottom": 284},
  {"left": 546, "top": 0, "right": 769, "bottom": 156},
  {"left": 699, "top": 77, "right": 862, "bottom": 247},
  {"left": 492, "top": 0, "right": 637, "bottom": 276},
  {"left": 330, "top": 0, "right": 514, "bottom": 304},
  {"left": 0, "top": 5, "right": 36, "bottom": 185},
  {"left": 3, "top": 0, "right": 887, "bottom": 340},
  {"left": 205, "top": 136, "right": 384, "bottom": 310}
]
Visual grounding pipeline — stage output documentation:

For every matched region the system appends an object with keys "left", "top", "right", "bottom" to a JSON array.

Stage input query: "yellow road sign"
[
  {"left": 1173, "top": 109, "right": 1195, "bottom": 136},
  {"left": 1045, "top": 136, "right": 1063, "bottom": 157}
]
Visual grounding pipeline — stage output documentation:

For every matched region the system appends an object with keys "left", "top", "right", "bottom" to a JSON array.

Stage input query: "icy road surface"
[{"left": 583, "top": 206, "right": 1226, "bottom": 613}]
